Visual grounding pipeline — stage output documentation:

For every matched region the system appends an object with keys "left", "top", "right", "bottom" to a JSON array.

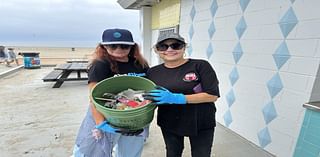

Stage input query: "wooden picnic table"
[{"left": 42, "top": 62, "right": 89, "bottom": 88}]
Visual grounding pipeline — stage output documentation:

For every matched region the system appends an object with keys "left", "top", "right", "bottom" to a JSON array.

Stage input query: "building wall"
[
  {"left": 172, "top": 0, "right": 320, "bottom": 157},
  {"left": 151, "top": 0, "right": 180, "bottom": 29},
  {"left": 293, "top": 108, "right": 320, "bottom": 157},
  {"left": 150, "top": 0, "right": 182, "bottom": 67}
]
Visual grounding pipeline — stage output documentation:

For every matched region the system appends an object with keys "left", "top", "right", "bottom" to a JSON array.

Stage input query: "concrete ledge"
[
  {"left": 0, "top": 64, "right": 58, "bottom": 79},
  {"left": 0, "top": 65, "right": 24, "bottom": 78}
]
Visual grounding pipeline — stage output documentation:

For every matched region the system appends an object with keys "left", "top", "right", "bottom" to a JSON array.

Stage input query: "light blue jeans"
[
  {"left": 113, "top": 133, "right": 145, "bottom": 157},
  {"left": 72, "top": 145, "right": 84, "bottom": 157}
]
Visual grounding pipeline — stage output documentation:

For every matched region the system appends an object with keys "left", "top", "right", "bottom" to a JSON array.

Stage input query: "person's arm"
[
  {"left": 88, "top": 82, "right": 105, "bottom": 125},
  {"left": 185, "top": 92, "right": 218, "bottom": 104},
  {"left": 144, "top": 86, "right": 218, "bottom": 105},
  {"left": 184, "top": 60, "right": 219, "bottom": 104}
]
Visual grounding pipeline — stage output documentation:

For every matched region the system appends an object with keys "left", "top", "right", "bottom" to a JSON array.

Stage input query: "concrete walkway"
[
  {"left": 0, "top": 67, "right": 274, "bottom": 157},
  {"left": 143, "top": 114, "right": 274, "bottom": 157},
  {"left": 211, "top": 123, "right": 274, "bottom": 157}
]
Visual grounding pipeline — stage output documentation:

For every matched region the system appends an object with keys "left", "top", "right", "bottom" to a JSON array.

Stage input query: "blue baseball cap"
[{"left": 101, "top": 28, "right": 135, "bottom": 45}]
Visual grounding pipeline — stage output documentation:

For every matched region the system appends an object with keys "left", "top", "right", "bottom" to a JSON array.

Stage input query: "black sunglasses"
[
  {"left": 155, "top": 42, "right": 185, "bottom": 51},
  {"left": 105, "top": 44, "right": 132, "bottom": 50}
]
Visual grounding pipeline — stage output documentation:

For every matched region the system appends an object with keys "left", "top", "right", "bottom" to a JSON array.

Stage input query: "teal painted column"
[{"left": 293, "top": 102, "right": 320, "bottom": 157}]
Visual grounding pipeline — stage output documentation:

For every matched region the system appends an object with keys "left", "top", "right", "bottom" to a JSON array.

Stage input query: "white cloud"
[{"left": 0, "top": 0, "right": 140, "bottom": 47}]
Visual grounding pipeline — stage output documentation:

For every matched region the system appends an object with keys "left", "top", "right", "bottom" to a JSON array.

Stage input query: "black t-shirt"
[
  {"left": 147, "top": 59, "right": 220, "bottom": 136},
  {"left": 88, "top": 58, "right": 148, "bottom": 83}
]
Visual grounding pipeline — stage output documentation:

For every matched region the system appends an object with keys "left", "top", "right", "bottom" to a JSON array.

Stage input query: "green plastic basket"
[{"left": 91, "top": 76, "right": 156, "bottom": 130}]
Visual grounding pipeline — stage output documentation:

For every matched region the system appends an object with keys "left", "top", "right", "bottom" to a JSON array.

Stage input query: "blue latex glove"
[
  {"left": 143, "top": 86, "right": 186, "bottom": 105},
  {"left": 96, "top": 121, "right": 143, "bottom": 136},
  {"left": 95, "top": 121, "right": 119, "bottom": 134}
]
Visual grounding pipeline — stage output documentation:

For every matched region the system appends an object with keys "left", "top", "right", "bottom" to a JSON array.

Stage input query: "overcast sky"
[{"left": 0, "top": 0, "right": 140, "bottom": 47}]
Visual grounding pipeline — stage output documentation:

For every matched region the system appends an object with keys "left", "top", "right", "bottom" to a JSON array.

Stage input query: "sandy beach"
[
  {"left": 0, "top": 67, "right": 87, "bottom": 156},
  {"left": 5, "top": 46, "right": 95, "bottom": 65}
]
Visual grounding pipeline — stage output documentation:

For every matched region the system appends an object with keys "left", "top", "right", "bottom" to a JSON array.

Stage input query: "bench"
[
  {"left": 55, "top": 63, "right": 71, "bottom": 70},
  {"left": 42, "top": 70, "right": 63, "bottom": 82},
  {"left": 43, "top": 63, "right": 88, "bottom": 88},
  {"left": 66, "top": 59, "right": 89, "bottom": 63}
]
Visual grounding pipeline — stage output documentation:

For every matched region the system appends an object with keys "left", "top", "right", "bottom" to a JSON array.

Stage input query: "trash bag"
[
  {"left": 78, "top": 134, "right": 112, "bottom": 157},
  {"left": 75, "top": 108, "right": 113, "bottom": 157}
]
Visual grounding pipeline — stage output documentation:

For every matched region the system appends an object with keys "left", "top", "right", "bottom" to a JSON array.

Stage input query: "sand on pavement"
[{"left": 0, "top": 67, "right": 173, "bottom": 157}]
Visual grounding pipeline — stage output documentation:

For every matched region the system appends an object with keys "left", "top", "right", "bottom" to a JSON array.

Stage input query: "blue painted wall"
[{"left": 293, "top": 109, "right": 320, "bottom": 157}]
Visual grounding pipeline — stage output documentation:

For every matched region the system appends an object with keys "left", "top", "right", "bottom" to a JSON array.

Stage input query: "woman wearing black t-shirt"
[
  {"left": 144, "top": 32, "right": 220, "bottom": 157},
  {"left": 72, "top": 28, "right": 149, "bottom": 157}
]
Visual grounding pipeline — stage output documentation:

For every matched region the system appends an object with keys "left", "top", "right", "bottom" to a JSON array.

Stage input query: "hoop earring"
[{"left": 182, "top": 46, "right": 187, "bottom": 57}]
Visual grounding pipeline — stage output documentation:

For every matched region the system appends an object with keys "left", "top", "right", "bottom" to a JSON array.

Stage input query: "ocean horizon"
[
  {"left": 1, "top": 37, "right": 142, "bottom": 48},
  {"left": 0, "top": 41, "right": 98, "bottom": 48}
]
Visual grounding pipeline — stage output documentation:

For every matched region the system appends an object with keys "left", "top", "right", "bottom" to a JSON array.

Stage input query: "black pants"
[{"left": 161, "top": 128, "right": 215, "bottom": 157}]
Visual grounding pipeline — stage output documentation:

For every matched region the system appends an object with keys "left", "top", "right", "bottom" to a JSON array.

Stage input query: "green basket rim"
[{"left": 91, "top": 75, "right": 156, "bottom": 111}]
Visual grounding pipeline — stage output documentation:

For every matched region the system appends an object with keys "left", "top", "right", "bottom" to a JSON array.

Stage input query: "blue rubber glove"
[
  {"left": 143, "top": 86, "right": 186, "bottom": 105},
  {"left": 95, "top": 121, "right": 119, "bottom": 134},
  {"left": 96, "top": 121, "right": 143, "bottom": 136}
]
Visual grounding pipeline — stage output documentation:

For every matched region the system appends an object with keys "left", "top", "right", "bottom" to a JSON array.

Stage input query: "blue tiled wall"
[
  {"left": 176, "top": 0, "right": 320, "bottom": 156},
  {"left": 293, "top": 109, "right": 320, "bottom": 157}
]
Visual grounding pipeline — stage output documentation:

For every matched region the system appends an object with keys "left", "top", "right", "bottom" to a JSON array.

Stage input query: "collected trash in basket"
[
  {"left": 91, "top": 76, "right": 156, "bottom": 131},
  {"left": 94, "top": 89, "right": 152, "bottom": 110}
]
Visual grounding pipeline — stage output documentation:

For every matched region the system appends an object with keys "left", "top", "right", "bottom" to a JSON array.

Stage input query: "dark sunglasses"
[
  {"left": 155, "top": 42, "right": 185, "bottom": 51},
  {"left": 105, "top": 44, "right": 132, "bottom": 50}
]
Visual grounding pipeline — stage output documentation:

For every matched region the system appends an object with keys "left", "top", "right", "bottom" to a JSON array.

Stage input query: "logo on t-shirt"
[
  {"left": 127, "top": 72, "right": 146, "bottom": 77},
  {"left": 114, "top": 72, "right": 146, "bottom": 77},
  {"left": 183, "top": 72, "right": 198, "bottom": 82}
]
